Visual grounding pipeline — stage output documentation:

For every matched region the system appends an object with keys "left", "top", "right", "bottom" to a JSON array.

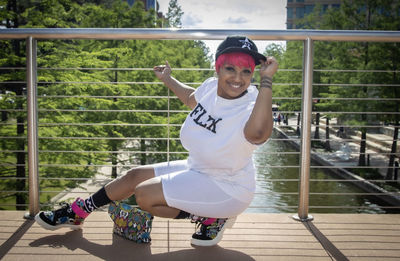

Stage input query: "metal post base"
[
  {"left": 292, "top": 214, "right": 314, "bottom": 222},
  {"left": 23, "top": 212, "right": 35, "bottom": 220}
]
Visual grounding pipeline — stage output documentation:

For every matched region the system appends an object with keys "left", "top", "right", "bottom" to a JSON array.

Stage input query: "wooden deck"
[{"left": 0, "top": 211, "right": 399, "bottom": 260}]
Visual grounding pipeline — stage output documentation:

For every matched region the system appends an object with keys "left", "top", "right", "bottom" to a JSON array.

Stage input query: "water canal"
[{"left": 248, "top": 130, "right": 397, "bottom": 214}]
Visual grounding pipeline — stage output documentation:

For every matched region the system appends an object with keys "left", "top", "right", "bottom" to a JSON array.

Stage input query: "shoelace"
[
  {"left": 190, "top": 215, "right": 209, "bottom": 235},
  {"left": 53, "top": 202, "right": 73, "bottom": 219}
]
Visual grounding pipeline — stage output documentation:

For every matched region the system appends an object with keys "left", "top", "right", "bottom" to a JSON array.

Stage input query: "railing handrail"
[{"left": 1, "top": 28, "right": 400, "bottom": 42}]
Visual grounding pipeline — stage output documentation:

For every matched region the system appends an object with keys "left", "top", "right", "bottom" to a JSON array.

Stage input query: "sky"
[{"left": 157, "top": 0, "right": 287, "bottom": 59}]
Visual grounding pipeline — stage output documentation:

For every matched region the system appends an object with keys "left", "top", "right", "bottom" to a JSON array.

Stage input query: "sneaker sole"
[
  {"left": 35, "top": 213, "right": 83, "bottom": 231},
  {"left": 190, "top": 217, "right": 236, "bottom": 247},
  {"left": 191, "top": 225, "right": 225, "bottom": 246}
]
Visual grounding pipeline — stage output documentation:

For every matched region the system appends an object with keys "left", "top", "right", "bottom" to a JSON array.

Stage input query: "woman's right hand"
[{"left": 153, "top": 61, "right": 172, "bottom": 81}]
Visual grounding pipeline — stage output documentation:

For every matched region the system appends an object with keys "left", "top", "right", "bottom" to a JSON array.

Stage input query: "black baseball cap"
[{"left": 215, "top": 36, "right": 266, "bottom": 65}]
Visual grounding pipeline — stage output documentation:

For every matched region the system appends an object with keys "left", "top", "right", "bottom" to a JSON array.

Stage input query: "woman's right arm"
[{"left": 153, "top": 61, "right": 197, "bottom": 110}]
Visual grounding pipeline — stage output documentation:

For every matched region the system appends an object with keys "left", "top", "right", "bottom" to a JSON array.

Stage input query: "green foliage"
[
  {"left": 273, "top": 0, "right": 400, "bottom": 169},
  {"left": 165, "top": 0, "right": 183, "bottom": 28},
  {"left": 0, "top": 0, "right": 211, "bottom": 209}
]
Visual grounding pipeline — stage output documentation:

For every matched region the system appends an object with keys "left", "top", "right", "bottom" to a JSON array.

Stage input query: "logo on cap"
[{"left": 239, "top": 38, "right": 253, "bottom": 50}]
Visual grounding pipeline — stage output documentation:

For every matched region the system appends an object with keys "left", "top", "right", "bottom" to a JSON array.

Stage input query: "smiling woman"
[
  {"left": 215, "top": 52, "right": 254, "bottom": 99},
  {"left": 35, "top": 35, "right": 279, "bottom": 248}
]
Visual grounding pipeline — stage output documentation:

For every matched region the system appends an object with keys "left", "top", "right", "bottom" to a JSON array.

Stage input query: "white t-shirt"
[{"left": 180, "top": 77, "right": 259, "bottom": 203}]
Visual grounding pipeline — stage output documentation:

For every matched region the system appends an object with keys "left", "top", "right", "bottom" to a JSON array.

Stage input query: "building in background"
[{"left": 286, "top": 0, "right": 341, "bottom": 29}]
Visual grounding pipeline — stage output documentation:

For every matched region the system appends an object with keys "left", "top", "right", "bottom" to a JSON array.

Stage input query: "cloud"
[
  {"left": 225, "top": 16, "right": 249, "bottom": 25},
  {"left": 182, "top": 12, "right": 202, "bottom": 27}
]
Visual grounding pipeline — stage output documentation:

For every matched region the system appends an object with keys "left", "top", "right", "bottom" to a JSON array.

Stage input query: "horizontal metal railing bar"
[
  {"left": 37, "top": 109, "right": 188, "bottom": 113},
  {"left": 35, "top": 95, "right": 400, "bottom": 101},
  {"left": 253, "top": 192, "right": 400, "bottom": 196},
  {"left": 14, "top": 190, "right": 396, "bottom": 197},
  {"left": 6, "top": 149, "right": 398, "bottom": 158},
  {"left": 3, "top": 108, "right": 399, "bottom": 115},
  {"left": 3, "top": 66, "right": 400, "bottom": 73},
  {"left": 37, "top": 150, "right": 187, "bottom": 154},
  {"left": 249, "top": 205, "right": 400, "bottom": 209},
  {"left": 314, "top": 83, "right": 400, "bottom": 87},
  {"left": 0, "top": 135, "right": 396, "bottom": 141},
  {"left": 0, "top": 190, "right": 29, "bottom": 193},
  {"left": 40, "top": 67, "right": 214, "bottom": 71},
  {"left": 0, "top": 202, "right": 391, "bottom": 210},
  {"left": 308, "top": 206, "right": 400, "bottom": 209},
  {"left": 4, "top": 149, "right": 395, "bottom": 157},
  {"left": 2, "top": 123, "right": 398, "bottom": 129},
  {"left": 1, "top": 150, "right": 187, "bottom": 154},
  {"left": 4, "top": 94, "right": 399, "bottom": 102},
  {"left": 315, "top": 69, "right": 400, "bottom": 73},
  {"left": 1, "top": 175, "right": 393, "bottom": 184},
  {"left": 1, "top": 28, "right": 400, "bottom": 42},
  {"left": 0, "top": 173, "right": 398, "bottom": 184},
  {"left": 2, "top": 81, "right": 400, "bottom": 87},
  {"left": 36, "top": 81, "right": 199, "bottom": 84},
  {"left": 317, "top": 152, "right": 399, "bottom": 156},
  {"left": 312, "top": 111, "right": 400, "bottom": 115},
  {"left": 279, "top": 125, "right": 400, "bottom": 128},
  {"left": 310, "top": 139, "right": 399, "bottom": 143},
  {"left": 39, "top": 137, "right": 179, "bottom": 140},
  {"left": 38, "top": 123, "right": 182, "bottom": 127},
  {"left": 0, "top": 150, "right": 302, "bottom": 156},
  {"left": 0, "top": 204, "right": 29, "bottom": 207},
  {"left": 0, "top": 177, "right": 28, "bottom": 180},
  {"left": 36, "top": 81, "right": 400, "bottom": 87},
  {"left": 0, "top": 109, "right": 26, "bottom": 112},
  {"left": 246, "top": 206, "right": 297, "bottom": 209},
  {"left": 37, "top": 95, "right": 178, "bottom": 99},
  {"left": 7, "top": 163, "right": 391, "bottom": 169},
  {"left": 309, "top": 192, "right": 400, "bottom": 195},
  {"left": 20, "top": 201, "right": 397, "bottom": 210},
  {"left": 310, "top": 165, "right": 399, "bottom": 169},
  {"left": 256, "top": 165, "right": 399, "bottom": 169},
  {"left": 314, "top": 97, "right": 400, "bottom": 101}
]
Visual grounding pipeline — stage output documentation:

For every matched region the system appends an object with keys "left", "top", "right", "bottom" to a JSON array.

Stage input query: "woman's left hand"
[{"left": 259, "top": 57, "right": 279, "bottom": 78}]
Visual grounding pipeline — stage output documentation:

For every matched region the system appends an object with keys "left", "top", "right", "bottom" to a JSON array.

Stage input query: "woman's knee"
[
  {"left": 135, "top": 177, "right": 165, "bottom": 211},
  {"left": 122, "top": 166, "right": 155, "bottom": 185}
]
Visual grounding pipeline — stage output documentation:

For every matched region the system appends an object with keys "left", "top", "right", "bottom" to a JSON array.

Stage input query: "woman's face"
[{"left": 217, "top": 63, "right": 254, "bottom": 99}]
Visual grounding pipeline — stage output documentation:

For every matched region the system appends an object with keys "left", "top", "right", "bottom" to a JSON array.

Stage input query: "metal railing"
[{"left": 1, "top": 29, "right": 400, "bottom": 221}]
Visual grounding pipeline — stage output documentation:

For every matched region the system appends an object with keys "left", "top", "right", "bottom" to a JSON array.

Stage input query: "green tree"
[
  {"left": 321, "top": 0, "right": 400, "bottom": 169},
  {"left": 165, "top": 0, "right": 183, "bottom": 28},
  {"left": 0, "top": 0, "right": 33, "bottom": 210},
  {"left": 291, "top": 0, "right": 400, "bottom": 170},
  {"left": 0, "top": 0, "right": 211, "bottom": 209}
]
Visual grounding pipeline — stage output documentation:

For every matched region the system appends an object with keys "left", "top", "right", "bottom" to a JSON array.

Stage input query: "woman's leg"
[
  {"left": 104, "top": 165, "right": 156, "bottom": 201},
  {"left": 135, "top": 176, "right": 180, "bottom": 218},
  {"left": 105, "top": 165, "right": 180, "bottom": 218}
]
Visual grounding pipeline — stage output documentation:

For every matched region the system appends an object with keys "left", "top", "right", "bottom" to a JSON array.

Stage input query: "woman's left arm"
[{"left": 244, "top": 57, "right": 279, "bottom": 144}]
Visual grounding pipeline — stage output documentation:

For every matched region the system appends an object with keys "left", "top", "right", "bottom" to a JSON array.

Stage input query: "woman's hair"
[{"left": 215, "top": 52, "right": 256, "bottom": 73}]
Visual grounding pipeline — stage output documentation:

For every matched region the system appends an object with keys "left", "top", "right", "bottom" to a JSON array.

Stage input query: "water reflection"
[{"left": 248, "top": 130, "right": 391, "bottom": 214}]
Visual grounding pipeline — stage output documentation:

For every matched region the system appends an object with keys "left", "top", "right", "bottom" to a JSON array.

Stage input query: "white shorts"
[{"left": 152, "top": 160, "right": 250, "bottom": 218}]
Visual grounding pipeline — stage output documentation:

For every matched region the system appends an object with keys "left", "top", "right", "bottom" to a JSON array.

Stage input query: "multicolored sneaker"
[
  {"left": 190, "top": 217, "right": 235, "bottom": 246},
  {"left": 35, "top": 198, "right": 89, "bottom": 231}
]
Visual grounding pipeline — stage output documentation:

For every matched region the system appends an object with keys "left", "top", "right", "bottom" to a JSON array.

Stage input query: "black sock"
[
  {"left": 174, "top": 210, "right": 191, "bottom": 219},
  {"left": 84, "top": 187, "right": 111, "bottom": 213}
]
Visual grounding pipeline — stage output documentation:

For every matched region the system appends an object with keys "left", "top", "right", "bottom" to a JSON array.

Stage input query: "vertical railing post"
[
  {"left": 25, "top": 36, "right": 40, "bottom": 219},
  {"left": 167, "top": 89, "right": 171, "bottom": 163},
  {"left": 294, "top": 37, "right": 314, "bottom": 222}
]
